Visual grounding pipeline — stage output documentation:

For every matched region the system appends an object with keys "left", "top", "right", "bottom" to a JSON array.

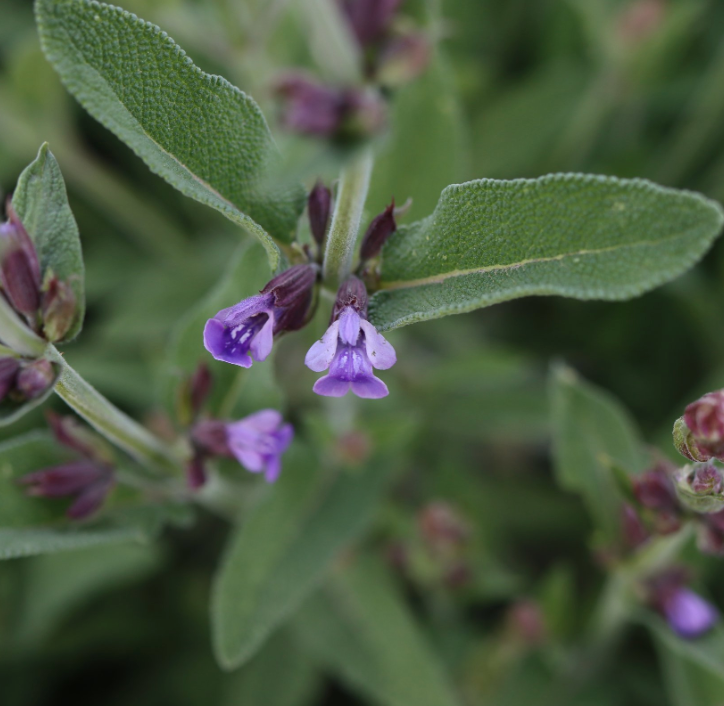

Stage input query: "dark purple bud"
[
  {"left": 691, "top": 463, "right": 723, "bottom": 495},
  {"left": 377, "top": 32, "right": 431, "bottom": 86},
  {"left": 633, "top": 466, "right": 678, "bottom": 511},
  {"left": 186, "top": 454, "right": 208, "bottom": 490},
  {"left": 263, "top": 264, "right": 318, "bottom": 334},
  {"left": 685, "top": 391, "right": 724, "bottom": 459},
  {"left": 189, "top": 362, "right": 213, "bottom": 418},
  {"left": 46, "top": 410, "right": 104, "bottom": 461},
  {"left": 360, "top": 201, "right": 396, "bottom": 261},
  {"left": 331, "top": 275, "right": 369, "bottom": 322},
  {"left": 340, "top": 0, "right": 403, "bottom": 47},
  {"left": 16, "top": 358, "right": 56, "bottom": 399},
  {"left": 418, "top": 501, "right": 470, "bottom": 553},
  {"left": 308, "top": 181, "right": 332, "bottom": 246},
  {"left": 0, "top": 204, "right": 42, "bottom": 317},
  {"left": 42, "top": 276, "right": 77, "bottom": 342},
  {"left": 191, "top": 419, "right": 232, "bottom": 458},
  {"left": 0, "top": 356, "right": 20, "bottom": 402},
  {"left": 18, "top": 461, "right": 104, "bottom": 496},
  {"left": 622, "top": 503, "right": 649, "bottom": 549},
  {"left": 66, "top": 474, "right": 114, "bottom": 520}
]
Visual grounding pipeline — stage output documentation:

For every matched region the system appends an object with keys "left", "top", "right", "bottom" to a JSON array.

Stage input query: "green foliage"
[
  {"left": 212, "top": 449, "right": 390, "bottom": 670},
  {"left": 35, "top": 0, "right": 305, "bottom": 269},
  {"left": 369, "top": 174, "right": 724, "bottom": 331},
  {"left": 549, "top": 363, "right": 648, "bottom": 545}
]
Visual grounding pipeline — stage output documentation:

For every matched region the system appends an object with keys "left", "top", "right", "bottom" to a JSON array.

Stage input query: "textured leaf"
[
  {"left": 35, "top": 0, "right": 305, "bottom": 268},
  {"left": 293, "top": 555, "right": 461, "bottom": 706},
  {"left": 12, "top": 142, "right": 85, "bottom": 342},
  {"left": 211, "top": 448, "right": 389, "bottom": 670},
  {"left": 369, "top": 174, "right": 724, "bottom": 331},
  {"left": 550, "top": 365, "right": 648, "bottom": 545}
]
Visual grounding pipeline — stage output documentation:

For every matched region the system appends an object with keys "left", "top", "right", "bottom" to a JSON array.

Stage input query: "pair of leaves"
[
  {"left": 369, "top": 175, "right": 724, "bottom": 331},
  {"left": 35, "top": 0, "right": 305, "bottom": 270}
]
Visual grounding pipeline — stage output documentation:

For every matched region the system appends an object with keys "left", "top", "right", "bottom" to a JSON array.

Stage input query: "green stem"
[
  {"left": 0, "top": 296, "right": 47, "bottom": 357},
  {"left": 322, "top": 149, "right": 373, "bottom": 291},
  {"left": 50, "top": 349, "right": 183, "bottom": 476}
]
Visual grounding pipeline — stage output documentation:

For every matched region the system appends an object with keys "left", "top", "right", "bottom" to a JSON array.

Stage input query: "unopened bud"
[
  {"left": 633, "top": 466, "right": 678, "bottom": 511},
  {"left": 0, "top": 356, "right": 20, "bottom": 402},
  {"left": 418, "top": 501, "right": 470, "bottom": 553},
  {"left": 622, "top": 503, "right": 649, "bottom": 549},
  {"left": 332, "top": 275, "right": 368, "bottom": 322},
  {"left": 360, "top": 201, "right": 396, "bottom": 260},
  {"left": 16, "top": 358, "right": 56, "bottom": 399},
  {"left": 46, "top": 410, "right": 110, "bottom": 462},
  {"left": 189, "top": 362, "right": 213, "bottom": 417},
  {"left": 263, "top": 263, "right": 318, "bottom": 333},
  {"left": 377, "top": 33, "right": 431, "bottom": 87},
  {"left": 186, "top": 454, "right": 208, "bottom": 490},
  {"left": 673, "top": 417, "right": 710, "bottom": 462},
  {"left": 308, "top": 181, "right": 332, "bottom": 246},
  {"left": 191, "top": 419, "right": 231, "bottom": 458},
  {"left": 0, "top": 207, "right": 42, "bottom": 317},
  {"left": 42, "top": 275, "right": 77, "bottom": 342},
  {"left": 339, "top": 0, "right": 402, "bottom": 47},
  {"left": 674, "top": 464, "right": 724, "bottom": 514},
  {"left": 684, "top": 391, "right": 724, "bottom": 460}
]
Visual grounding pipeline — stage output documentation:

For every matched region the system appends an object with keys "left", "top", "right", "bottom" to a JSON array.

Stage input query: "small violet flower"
[
  {"left": 192, "top": 410, "right": 294, "bottom": 484},
  {"left": 663, "top": 588, "right": 718, "bottom": 639},
  {"left": 305, "top": 276, "right": 395, "bottom": 399},
  {"left": 204, "top": 264, "right": 317, "bottom": 368}
]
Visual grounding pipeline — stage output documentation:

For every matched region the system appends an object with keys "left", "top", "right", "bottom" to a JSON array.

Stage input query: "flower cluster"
[
  {"left": 18, "top": 412, "right": 116, "bottom": 519},
  {"left": 204, "top": 184, "right": 398, "bottom": 400}
]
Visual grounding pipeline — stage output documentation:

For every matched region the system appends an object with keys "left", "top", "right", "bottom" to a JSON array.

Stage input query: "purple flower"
[
  {"left": 204, "top": 264, "right": 317, "bottom": 368},
  {"left": 663, "top": 588, "right": 718, "bottom": 639},
  {"left": 18, "top": 460, "right": 115, "bottom": 520},
  {"left": 305, "top": 276, "right": 396, "bottom": 399},
  {"left": 192, "top": 410, "right": 294, "bottom": 483}
]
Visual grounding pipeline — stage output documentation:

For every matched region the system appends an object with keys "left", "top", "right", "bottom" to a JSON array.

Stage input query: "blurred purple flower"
[
  {"left": 305, "top": 276, "right": 395, "bottom": 399},
  {"left": 663, "top": 588, "right": 718, "bottom": 639},
  {"left": 204, "top": 264, "right": 317, "bottom": 368}
]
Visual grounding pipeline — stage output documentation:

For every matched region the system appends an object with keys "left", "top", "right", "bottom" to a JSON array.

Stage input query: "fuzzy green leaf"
[
  {"left": 35, "top": 0, "right": 305, "bottom": 269},
  {"left": 12, "top": 143, "right": 85, "bottom": 342},
  {"left": 211, "top": 449, "right": 390, "bottom": 670},
  {"left": 369, "top": 174, "right": 724, "bottom": 331}
]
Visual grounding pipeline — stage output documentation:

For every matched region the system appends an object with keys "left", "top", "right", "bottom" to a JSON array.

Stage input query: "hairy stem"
[
  {"left": 51, "top": 349, "right": 183, "bottom": 476},
  {"left": 323, "top": 149, "right": 373, "bottom": 290}
]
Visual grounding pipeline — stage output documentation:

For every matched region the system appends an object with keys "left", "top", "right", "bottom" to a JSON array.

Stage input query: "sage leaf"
[
  {"left": 550, "top": 364, "right": 648, "bottom": 546},
  {"left": 35, "top": 0, "right": 305, "bottom": 269},
  {"left": 369, "top": 174, "right": 724, "bottom": 331},
  {"left": 211, "top": 448, "right": 390, "bottom": 670},
  {"left": 12, "top": 142, "right": 85, "bottom": 342}
]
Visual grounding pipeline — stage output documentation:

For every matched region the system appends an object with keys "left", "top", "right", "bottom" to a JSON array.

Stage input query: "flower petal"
[
  {"left": 237, "top": 409, "right": 283, "bottom": 434},
  {"left": 215, "top": 293, "right": 273, "bottom": 325},
  {"left": 665, "top": 588, "right": 718, "bottom": 638},
  {"left": 231, "top": 446, "right": 265, "bottom": 473},
  {"left": 249, "top": 314, "right": 275, "bottom": 361},
  {"left": 338, "top": 306, "right": 361, "bottom": 345},
  {"left": 305, "top": 321, "right": 340, "bottom": 372},
  {"left": 264, "top": 455, "right": 282, "bottom": 483},
  {"left": 351, "top": 375, "right": 389, "bottom": 399},
  {"left": 203, "top": 319, "right": 253, "bottom": 368},
  {"left": 360, "top": 321, "right": 396, "bottom": 370},
  {"left": 313, "top": 375, "right": 351, "bottom": 397}
]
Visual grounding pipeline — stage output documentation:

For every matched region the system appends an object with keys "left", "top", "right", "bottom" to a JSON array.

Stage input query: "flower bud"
[
  {"left": 0, "top": 206, "right": 42, "bottom": 317},
  {"left": 46, "top": 410, "right": 111, "bottom": 463},
  {"left": 186, "top": 454, "right": 208, "bottom": 490},
  {"left": 377, "top": 33, "right": 431, "bottom": 87},
  {"left": 331, "top": 274, "right": 369, "bottom": 322},
  {"left": 339, "top": 0, "right": 402, "bottom": 47},
  {"left": 418, "top": 501, "right": 470, "bottom": 554},
  {"left": 684, "top": 391, "right": 724, "bottom": 459},
  {"left": 673, "top": 464, "right": 724, "bottom": 514},
  {"left": 16, "top": 358, "right": 56, "bottom": 399},
  {"left": 262, "top": 263, "right": 318, "bottom": 333},
  {"left": 622, "top": 503, "right": 649, "bottom": 549},
  {"left": 0, "top": 356, "right": 20, "bottom": 402},
  {"left": 633, "top": 466, "right": 678, "bottom": 511},
  {"left": 360, "top": 201, "right": 396, "bottom": 261},
  {"left": 673, "top": 416, "right": 710, "bottom": 462},
  {"left": 191, "top": 419, "right": 231, "bottom": 457},
  {"left": 42, "top": 275, "right": 76, "bottom": 342},
  {"left": 308, "top": 181, "right": 332, "bottom": 246},
  {"left": 189, "top": 362, "right": 212, "bottom": 418}
]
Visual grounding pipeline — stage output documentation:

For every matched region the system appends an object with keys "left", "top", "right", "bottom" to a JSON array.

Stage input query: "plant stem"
[
  {"left": 322, "top": 149, "right": 373, "bottom": 290},
  {"left": 50, "top": 349, "right": 183, "bottom": 477},
  {"left": 0, "top": 296, "right": 47, "bottom": 357}
]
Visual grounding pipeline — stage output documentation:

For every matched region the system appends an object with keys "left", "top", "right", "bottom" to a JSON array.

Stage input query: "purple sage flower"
[
  {"left": 305, "top": 276, "right": 396, "bottom": 399},
  {"left": 204, "top": 264, "right": 317, "bottom": 368},
  {"left": 192, "top": 410, "right": 294, "bottom": 483},
  {"left": 663, "top": 588, "right": 718, "bottom": 639},
  {"left": 18, "top": 460, "right": 115, "bottom": 520}
]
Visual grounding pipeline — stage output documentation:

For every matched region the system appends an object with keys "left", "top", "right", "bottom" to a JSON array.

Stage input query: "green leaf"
[
  {"left": 211, "top": 447, "right": 390, "bottom": 670},
  {"left": 369, "top": 174, "right": 724, "bottom": 331},
  {"left": 293, "top": 554, "right": 461, "bottom": 706},
  {"left": 35, "top": 0, "right": 305, "bottom": 268},
  {"left": 11, "top": 142, "right": 85, "bottom": 342},
  {"left": 549, "top": 364, "right": 648, "bottom": 545}
]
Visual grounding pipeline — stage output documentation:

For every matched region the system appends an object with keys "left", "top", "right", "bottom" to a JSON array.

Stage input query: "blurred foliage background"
[{"left": 2, "top": 0, "right": 724, "bottom": 704}]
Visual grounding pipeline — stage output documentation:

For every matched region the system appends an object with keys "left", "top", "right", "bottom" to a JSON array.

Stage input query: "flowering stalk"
[
  {"left": 49, "top": 349, "right": 182, "bottom": 477},
  {"left": 322, "top": 149, "right": 373, "bottom": 290}
]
